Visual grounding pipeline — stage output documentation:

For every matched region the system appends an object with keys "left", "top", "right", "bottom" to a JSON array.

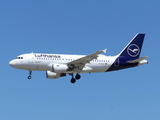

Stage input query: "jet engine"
[
  {"left": 53, "top": 64, "right": 69, "bottom": 72},
  {"left": 47, "top": 64, "right": 75, "bottom": 73},
  {"left": 46, "top": 71, "right": 66, "bottom": 79},
  {"left": 47, "top": 63, "right": 69, "bottom": 73}
]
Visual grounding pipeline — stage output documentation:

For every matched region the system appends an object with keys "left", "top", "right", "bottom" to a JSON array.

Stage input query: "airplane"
[{"left": 9, "top": 34, "right": 148, "bottom": 83}]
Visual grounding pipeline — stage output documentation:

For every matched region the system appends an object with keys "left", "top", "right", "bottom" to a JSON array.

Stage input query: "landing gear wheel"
[
  {"left": 28, "top": 76, "right": 32, "bottom": 79},
  {"left": 28, "top": 71, "right": 32, "bottom": 80},
  {"left": 75, "top": 74, "right": 81, "bottom": 80},
  {"left": 71, "top": 78, "right": 76, "bottom": 83}
]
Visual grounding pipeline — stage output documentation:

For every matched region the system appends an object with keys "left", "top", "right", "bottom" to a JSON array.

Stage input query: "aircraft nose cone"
[{"left": 9, "top": 60, "right": 16, "bottom": 67}]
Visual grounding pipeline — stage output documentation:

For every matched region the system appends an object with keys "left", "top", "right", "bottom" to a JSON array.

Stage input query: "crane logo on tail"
[{"left": 127, "top": 44, "right": 140, "bottom": 57}]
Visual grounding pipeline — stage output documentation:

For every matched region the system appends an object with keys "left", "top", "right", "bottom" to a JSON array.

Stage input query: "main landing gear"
[
  {"left": 70, "top": 73, "right": 81, "bottom": 83},
  {"left": 28, "top": 70, "right": 32, "bottom": 79}
]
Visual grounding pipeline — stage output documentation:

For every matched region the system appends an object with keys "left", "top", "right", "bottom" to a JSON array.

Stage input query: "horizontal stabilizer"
[{"left": 127, "top": 56, "right": 148, "bottom": 63}]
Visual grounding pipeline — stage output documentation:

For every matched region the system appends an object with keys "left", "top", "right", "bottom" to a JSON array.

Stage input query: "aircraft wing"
[{"left": 67, "top": 49, "right": 107, "bottom": 69}]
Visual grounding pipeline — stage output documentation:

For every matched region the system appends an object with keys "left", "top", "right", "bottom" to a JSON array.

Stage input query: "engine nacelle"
[
  {"left": 52, "top": 64, "right": 69, "bottom": 73},
  {"left": 46, "top": 71, "right": 66, "bottom": 79}
]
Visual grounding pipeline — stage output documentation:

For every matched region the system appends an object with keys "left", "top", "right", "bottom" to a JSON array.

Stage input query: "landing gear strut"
[
  {"left": 28, "top": 70, "right": 32, "bottom": 79},
  {"left": 69, "top": 73, "right": 81, "bottom": 83}
]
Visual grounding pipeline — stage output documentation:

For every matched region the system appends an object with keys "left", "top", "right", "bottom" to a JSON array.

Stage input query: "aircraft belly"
[
  {"left": 84, "top": 64, "right": 109, "bottom": 73},
  {"left": 20, "top": 62, "right": 48, "bottom": 71}
]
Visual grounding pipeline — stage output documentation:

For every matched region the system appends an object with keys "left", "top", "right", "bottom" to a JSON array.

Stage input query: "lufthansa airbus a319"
[{"left": 9, "top": 34, "right": 148, "bottom": 83}]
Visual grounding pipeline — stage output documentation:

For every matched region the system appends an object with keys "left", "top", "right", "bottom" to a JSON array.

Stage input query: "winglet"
[{"left": 102, "top": 49, "right": 107, "bottom": 53}]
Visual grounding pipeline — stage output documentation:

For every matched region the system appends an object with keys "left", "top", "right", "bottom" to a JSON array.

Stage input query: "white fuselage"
[{"left": 9, "top": 53, "right": 117, "bottom": 73}]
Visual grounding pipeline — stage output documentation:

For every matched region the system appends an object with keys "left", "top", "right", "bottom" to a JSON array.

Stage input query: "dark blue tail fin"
[{"left": 118, "top": 34, "right": 145, "bottom": 59}]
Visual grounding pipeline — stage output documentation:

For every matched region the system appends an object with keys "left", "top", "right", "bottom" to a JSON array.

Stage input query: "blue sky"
[{"left": 1, "top": 0, "right": 160, "bottom": 120}]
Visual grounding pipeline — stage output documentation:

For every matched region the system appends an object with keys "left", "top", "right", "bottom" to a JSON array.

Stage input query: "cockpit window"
[{"left": 16, "top": 57, "right": 23, "bottom": 59}]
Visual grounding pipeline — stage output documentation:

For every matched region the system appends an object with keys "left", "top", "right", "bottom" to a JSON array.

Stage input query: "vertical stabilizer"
[{"left": 118, "top": 34, "right": 145, "bottom": 59}]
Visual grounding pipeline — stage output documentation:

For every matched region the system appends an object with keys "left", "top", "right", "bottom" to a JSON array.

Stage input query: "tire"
[
  {"left": 28, "top": 76, "right": 32, "bottom": 79},
  {"left": 70, "top": 78, "right": 76, "bottom": 83},
  {"left": 75, "top": 74, "right": 81, "bottom": 80}
]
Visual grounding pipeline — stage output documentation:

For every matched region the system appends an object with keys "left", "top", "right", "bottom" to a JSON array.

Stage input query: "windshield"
[{"left": 16, "top": 57, "right": 23, "bottom": 59}]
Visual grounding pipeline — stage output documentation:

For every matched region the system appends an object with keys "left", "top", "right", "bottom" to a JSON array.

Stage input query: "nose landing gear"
[{"left": 28, "top": 71, "right": 32, "bottom": 79}]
